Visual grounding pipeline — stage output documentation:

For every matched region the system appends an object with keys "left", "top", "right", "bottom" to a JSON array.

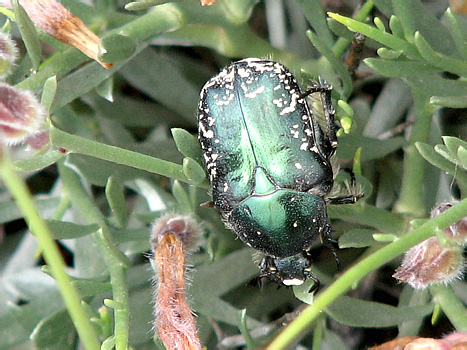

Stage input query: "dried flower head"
[
  {"left": 3, "top": 0, "right": 112, "bottom": 68},
  {"left": 393, "top": 236, "right": 464, "bottom": 289},
  {"left": 0, "top": 32, "right": 19, "bottom": 79},
  {"left": 0, "top": 82, "right": 48, "bottom": 148},
  {"left": 150, "top": 214, "right": 202, "bottom": 350}
]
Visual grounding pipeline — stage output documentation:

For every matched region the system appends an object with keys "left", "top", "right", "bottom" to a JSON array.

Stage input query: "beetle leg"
[
  {"left": 327, "top": 195, "right": 362, "bottom": 205},
  {"left": 199, "top": 200, "right": 215, "bottom": 207},
  {"left": 299, "top": 80, "right": 338, "bottom": 156},
  {"left": 308, "top": 275, "right": 320, "bottom": 293},
  {"left": 328, "top": 168, "right": 364, "bottom": 204},
  {"left": 321, "top": 225, "right": 341, "bottom": 270}
]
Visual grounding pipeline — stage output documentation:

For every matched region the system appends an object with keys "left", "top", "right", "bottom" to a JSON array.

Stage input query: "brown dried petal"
[{"left": 7, "top": 0, "right": 112, "bottom": 68}]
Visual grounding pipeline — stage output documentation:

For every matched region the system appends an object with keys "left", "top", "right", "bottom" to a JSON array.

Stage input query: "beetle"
[{"left": 197, "top": 58, "right": 361, "bottom": 289}]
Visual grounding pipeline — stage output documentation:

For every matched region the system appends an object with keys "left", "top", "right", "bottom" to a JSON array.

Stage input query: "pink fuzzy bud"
[
  {"left": 0, "top": 83, "right": 47, "bottom": 148},
  {"left": 0, "top": 32, "right": 18, "bottom": 79},
  {"left": 393, "top": 236, "right": 463, "bottom": 289}
]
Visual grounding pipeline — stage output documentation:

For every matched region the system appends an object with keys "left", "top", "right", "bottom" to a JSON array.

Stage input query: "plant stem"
[
  {"left": 394, "top": 93, "right": 435, "bottom": 216},
  {"left": 58, "top": 161, "right": 131, "bottom": 349},
  {"left": 0, "top": 150, "right": 100, "bottom": 350},
  {"left": 50, "top": 125, "right": 210, "bottom": 189},
  {"left": 267, "top": 198, "right": 467, "bottom": 349},
  {"left": 331, "top": 0, "right": 375, "bottom": 58},
  {"left": 430, "top": 284, "right": 467, "bottom": 331}
]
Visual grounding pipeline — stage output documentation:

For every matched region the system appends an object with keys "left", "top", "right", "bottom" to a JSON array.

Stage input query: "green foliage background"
[{"left": 0, "top": 0, "right": 466, "bottom": 349}]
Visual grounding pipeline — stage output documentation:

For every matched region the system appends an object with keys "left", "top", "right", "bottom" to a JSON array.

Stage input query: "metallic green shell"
[{"left": 197, "top": 58, "right": 337, "bottom": 285}]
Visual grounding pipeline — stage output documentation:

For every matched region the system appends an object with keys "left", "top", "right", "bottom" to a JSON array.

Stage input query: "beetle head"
[{"left": 259, "top": 252, "right": 314, "bottom": 286}]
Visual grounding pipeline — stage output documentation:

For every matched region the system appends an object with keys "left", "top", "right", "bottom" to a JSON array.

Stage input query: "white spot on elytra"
[{"left": 245, "top": 85, "right": 265, "bottom": 98}]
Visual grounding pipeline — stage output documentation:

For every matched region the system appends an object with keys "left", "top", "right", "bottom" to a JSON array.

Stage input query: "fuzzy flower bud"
[
  {"left": 0, "top": 82, "right": 48, "bottom": 149},
  {"left": 0, "top": 32, "right": 18, "bottom": 80},
  {"left": 393, "top": 236, "right": 464, "bottom": 289},
  {"left": 150, "top": 214, "right": 202, "bottom": 350}
]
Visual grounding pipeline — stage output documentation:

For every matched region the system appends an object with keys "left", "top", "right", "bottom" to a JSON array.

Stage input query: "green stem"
[
  {"left": 430, "top": 284, "right": 467, "bottom": 331},
  {"left": 58, "top": 161, "right": 131, "bottom": 350},
  {"left": 0, "top": 151, "right": 100, "bottom": 350},
  {"left": 331, "top": 0, "right": 375, "bottom": 58},
  {"left": 394, "top": 94, "right": 435, "bottom": 216},
  {"left": 267, "top": 198, "right": 467, "bottom": 349},
  {"left": 49, "top": 125, "right": 210, "bottom": 189},
  {"left": 95, "top": 229, "right": 130, "bottom": 350}
]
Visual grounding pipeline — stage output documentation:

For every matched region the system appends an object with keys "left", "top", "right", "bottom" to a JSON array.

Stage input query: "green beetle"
[{"left": 198, "top": 58, "right": 360, "bottom": 289}]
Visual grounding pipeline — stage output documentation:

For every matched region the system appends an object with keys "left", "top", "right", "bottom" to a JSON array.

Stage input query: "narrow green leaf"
[
  {"left": 416, "top": 142, "right": 467, "bottom": 194},
  {"left": 30, "top": 309, "right": 73, "bottom": 347},
  {"left": 435, "top": 144, "right": 459, "bottom": 165},
  {"left": 337, "top": 135, "right": 407, "bottom": 161},
  {"left": 293, "top": 279, "right": 316, "bottom": 304},
  {"left": 172, "top": 181, "right": 192, "bottom": 214},
  {"left": 442, "top": 136, "right": 467, "bottom": 161},
  {"left": 71, "top": 280, "right": 112, "bottom": 297},
  {"left": 414, "top": 32, "right": 467, "bottom": 77},
  {"left": 328, "top": 203, "right": 406, "bottom": 234},
  {"left": 95, "top": 76, "right": 114, "bottom": 102},
  {"left": 430, "top": 95, "right": 467, "bottom": 108},
  {"left": 373, "top": 17, "right": 386, "bottom": 32},
  {"left": 46, "top": 220, "right": 100, "bottom": 239},
  {"left": 328, "top": 12, "right": 421, "bottom": 60},
  {"left": 416, "top": 142, "right": 457, "bottom": 173},
  {"left": 369, "top": 0, "right": 393, "bottom": 16},
  {"left": 372, "top": 233, "right": 398, "bottom": 243},
  {"left": 0, "top": 198, "right": 60, "bottom": 224},
  {"left": 327, "top": 18, "right": 354, "bottom": 42},
  {"left": 237, "top": 309, "right": 256, "bottom": 350},
  {"left": 297, "top": 0, "right": 334, "bottom": 46},
  {"left": 98, "top": 34, "right": 137, "bottom": 63},
  {"left": 392, "top": 0, "right": 456, "bottom": 55},
  {"left": 306, "top": 29, "right": 352, "bottom": 98},
  {"left": 50, "top": 125, "right": 208, "bottom": 188},
  {"left": 388, "top": 15, "right": 404, "bottom": 39},
  {"left": 50, "top": 44, "right": 145, "bottom": 113},
  {"left": 125, "top": 0, "right": 179, "bottom": 11},
  {"left": 13, "top": 150, "right": 66, "bottom": 172},
  {"left": 190, "top": 249, "right": 261, "bottom": 327},
  {"left": 339, "top": 229, "right": 376, "bottom": 248},
  {"left": 326, "top": 296, "right": 433, "bottom": 327},
  {"left": 221, "top": 0, "right": 258, "bottom": 25},
  {"left": 119, "top": 50, "right": 200, "bottom": 123},
  {"left": 12, "top": 0, "right": 41, "bottom": 71},
  {"left": 182, "top": 157, "right": 206, "bottom": 185},
  {"left": 364, "top": 57, "right": 440, "bottom": 77},
  {"left": 105, "top": 176, "right": 128, "bottom": 228},
  {"left": 443, "top": 8, "right": 467, "bottom": 60},
  {"left": 459, "top": 147, "right": 467, "bottom": 170},
  {"left": 376, "top": 48, "right": 403, "bottom": 60},
  {"left": 171, "top": 128, "right": 203, "bottom": 165},
  {"left": 41, "top": 76, "right": 57, "bottom": 113}
]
